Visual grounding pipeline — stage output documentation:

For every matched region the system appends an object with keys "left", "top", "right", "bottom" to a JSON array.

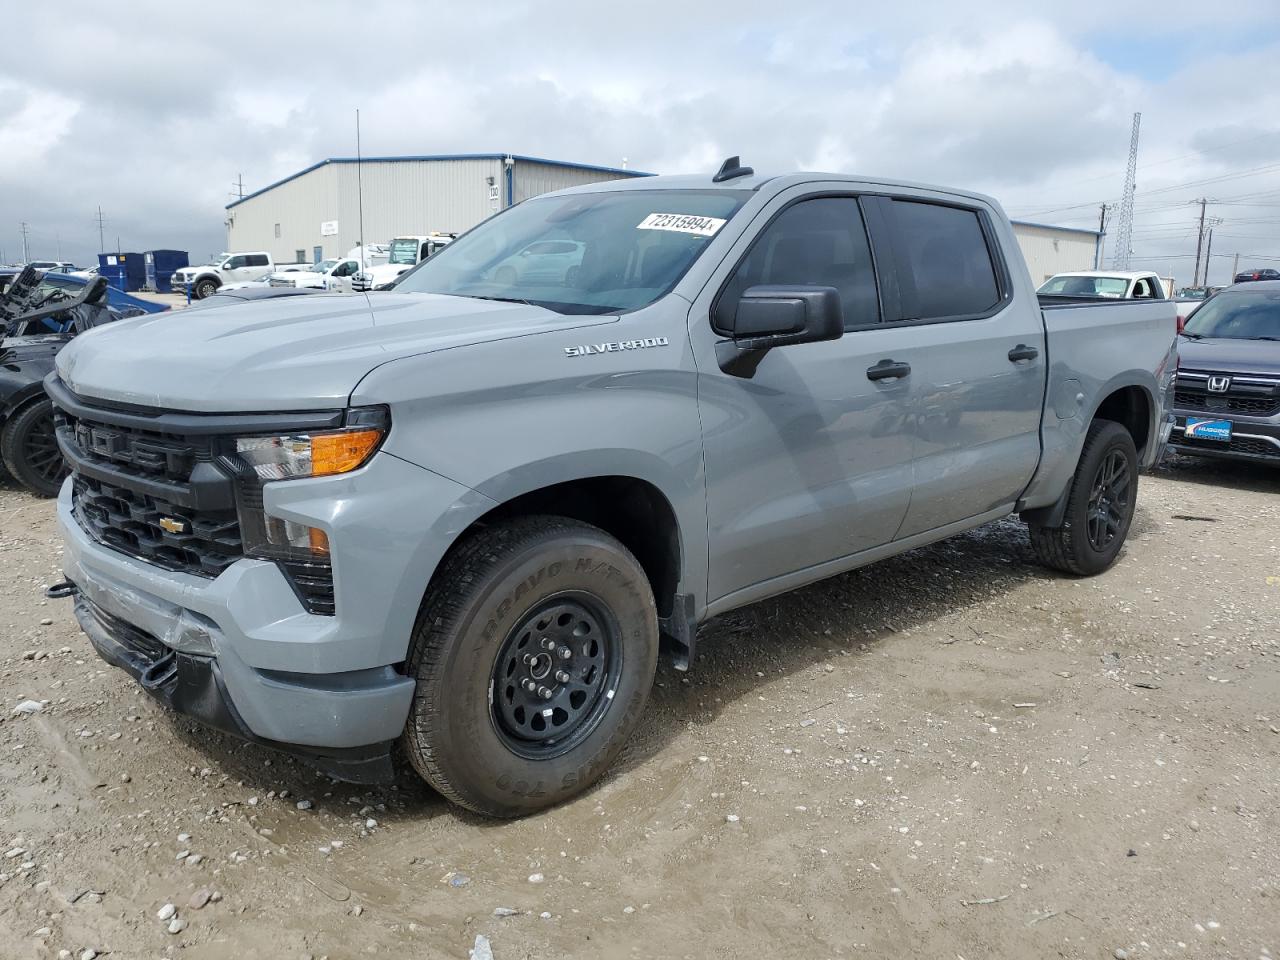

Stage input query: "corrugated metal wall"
[
  {"left": 1013, "top": 223, "right": 1100, "bottom": 284},
  {"left": 227, "top": 157, "right": 635, "bottom": 263},
  {"left": 512, "top": 159, "right": 633, "bottom": 203}
]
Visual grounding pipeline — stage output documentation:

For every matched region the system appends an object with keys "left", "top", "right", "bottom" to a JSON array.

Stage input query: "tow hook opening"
[{"left": 45, "top": 580, "right": 78, "bottom": 600}]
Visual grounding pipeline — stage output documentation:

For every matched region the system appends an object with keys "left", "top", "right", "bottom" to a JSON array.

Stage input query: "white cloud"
[{"left": 0, "top": 0, "right": 1277, "bottom": 284}]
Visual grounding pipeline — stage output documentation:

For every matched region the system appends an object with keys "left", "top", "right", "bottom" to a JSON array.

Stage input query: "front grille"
[
  {"left": 62, "top": 406, "right": 244, "bottom": 578},
  {"left": 1174, "top": 390, "right": 1280, "bottom": 416},
  {"left": 53, "top": 381, "right": 341, "bottom": 614},
  {"left": 73, "top": 474, "right": 242, "bottom": 576},
  {"left": 1176, "top": 433, "right": 1280, "bottom": 459}
]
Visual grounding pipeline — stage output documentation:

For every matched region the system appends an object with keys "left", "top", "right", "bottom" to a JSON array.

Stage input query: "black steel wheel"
[
  {"left": 1, "top": 397, "right": 66, "bottom": 498},
  {"left": 491, "top": 594, "right": 621, "bottom": 759},
  {"left": 1028, "top": 419, "right": 1138, "bottom": 576},
  {"left": 400, "top": 515, "right": 659, "bottom": 818}
]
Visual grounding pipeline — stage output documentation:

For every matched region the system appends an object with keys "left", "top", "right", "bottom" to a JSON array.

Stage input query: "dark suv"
[
  {"left": 1170, "top": 281, "right": 1280, "bottom": 465},
  {"left": 1233, "top": 268, "right": 1280, "bottom": 283}
]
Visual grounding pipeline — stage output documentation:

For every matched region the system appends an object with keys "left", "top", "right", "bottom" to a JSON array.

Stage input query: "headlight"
[
  {"left": 229, "top": 407, "right": 389, "bottom": 610},
  {"left": 235, "top": 428, "right": 384, "bottom": 481}
]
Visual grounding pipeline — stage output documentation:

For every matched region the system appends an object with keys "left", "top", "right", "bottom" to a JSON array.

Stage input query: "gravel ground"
[{"left": 1, "top": 454, "right": 1277, "bottom": 960}]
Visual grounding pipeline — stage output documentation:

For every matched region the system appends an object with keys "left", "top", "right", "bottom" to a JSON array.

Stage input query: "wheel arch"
[
  {"left": 1022, "top": 378, "right": 1155, "bottom": 529},
  {"left": 426, "top": 466, "right": 700, "bottom": 667}
]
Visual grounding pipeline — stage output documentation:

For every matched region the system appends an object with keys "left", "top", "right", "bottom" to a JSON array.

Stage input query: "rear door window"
[
  {"left": 882, "top": 199, "right": 1002, "bottom": 321},
  {"left": 715, "top": 196, "right": 880, "bottom": 331}
]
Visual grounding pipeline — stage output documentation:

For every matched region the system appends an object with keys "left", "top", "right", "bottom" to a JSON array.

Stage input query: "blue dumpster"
[
  {"left": 98, "top": 252, "right": 146, "bottom": 292},
  {"left": 143, "top": 249, "right": 189, "bottom": 293}
]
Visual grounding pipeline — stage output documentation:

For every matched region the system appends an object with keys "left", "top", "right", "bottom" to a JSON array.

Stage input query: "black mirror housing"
[{"left": 732, "top": 285, "right": 843, "bottom": 348}]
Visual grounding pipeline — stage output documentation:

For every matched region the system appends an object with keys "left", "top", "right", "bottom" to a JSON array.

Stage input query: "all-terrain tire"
[
  {"left": 1028, "top": 420, "right": 1138, "bottom": 576},
  {"left": 1, "top": 397, "right": 65, "bottom": 498},
  {"left": 401, "top": 516, "right": 659, "bottom": 818},
  {"left": 193, "top": 277, "right": 219, "bottom": 299}
]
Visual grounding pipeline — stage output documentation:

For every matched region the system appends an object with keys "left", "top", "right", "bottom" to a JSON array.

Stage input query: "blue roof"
[{"left": 226, "top": 153, "right": 653, "bottom": 209}]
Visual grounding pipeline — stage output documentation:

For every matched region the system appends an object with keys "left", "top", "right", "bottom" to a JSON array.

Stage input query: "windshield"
[
  {"left": 393, "top": 189, "right": 749, "bottom": 315},
  {"left": 313, "top": 259, "right": 339, "bottom": 273},
  {"left": 1182, "top": 289, "right": 1280, "bottom": 340},
  {"left": 389, "top": 239, "right": 420, "bottom": 265},
  {"left": 1038, "top": 275, "right": 1130, "bottom": 298}
]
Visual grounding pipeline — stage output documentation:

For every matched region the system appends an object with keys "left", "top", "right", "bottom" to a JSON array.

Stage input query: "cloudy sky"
[{"left": 3, "top": 0, "right": 1278, "bottom": 285}]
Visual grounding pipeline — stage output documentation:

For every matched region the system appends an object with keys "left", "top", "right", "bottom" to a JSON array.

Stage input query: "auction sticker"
[{"left": 637, "top": 213, "right": 726, "bottom": 237}]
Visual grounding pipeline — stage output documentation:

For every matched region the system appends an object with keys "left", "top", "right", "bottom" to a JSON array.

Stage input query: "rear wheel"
[
  {"left": 1028, "top": 420, "right": 1138, "bottom": 576},
  {"left": 1, "top": 397, "right": 66, "bottom": 497},
  {"left": 401, "top": 516, "right": 658, "bottom": 817}
]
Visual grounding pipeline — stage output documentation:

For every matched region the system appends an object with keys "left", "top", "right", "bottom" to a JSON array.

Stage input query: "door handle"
[
  {"left": 1008, "top": 344, "right": 1039, "bottom": 362},
  {"left": 866, "top": 359, "right": 911, "bottom": 381}
]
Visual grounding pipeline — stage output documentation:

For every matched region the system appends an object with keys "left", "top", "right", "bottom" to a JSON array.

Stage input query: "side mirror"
[
  {"left": 717, "top": 285, "right": 844, "bottom": 377},
  {"left": 732, "top": 285, "right": 843, "bottom": 345}
]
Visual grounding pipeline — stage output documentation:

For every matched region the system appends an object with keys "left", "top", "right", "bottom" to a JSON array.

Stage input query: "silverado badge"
[{"left": 158, "top": 517, "right": 188, "bottom": 534}]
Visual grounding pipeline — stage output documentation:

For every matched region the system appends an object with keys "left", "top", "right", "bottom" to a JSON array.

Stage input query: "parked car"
[
  {"left": 1038, "top": 270, "right": 1169, "bottom": 300},
  {"left": 1168, "top": 280, "right": 1280, "bottom": 465},
  {"left": 1233, "top": 268, "right": 1280, "bottom": 283},
  {"left": 48, "top": 160, "right": 1176, "bottom": 816},
  {"left": 487, "top": 240, "right": 585, "bottom": 285},
  {"left": 268, "top": 257, "right": 365, "bottom": 292},
  {"left": 171, "top": 252, "right": 278, "bottom": 300},
  {"left": 1, "top": 271, "right": 123, "bottom": 496},
  {"left": 0, "top": 268, "right": 169, "bottom": 325}
]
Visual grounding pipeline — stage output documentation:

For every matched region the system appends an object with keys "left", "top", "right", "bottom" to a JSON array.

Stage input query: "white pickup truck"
[
  {"left": 1038, "top": 271, "right": 1173, "bottom": 301},
  {"left": 267, "top": 257, "right": 366, "bottom": 293},
  {"left": 366, "top": 234, "right": 455, "bottom": 289},
  {"left": 172, "top": 252, "right": 277, "bottom": 300}
]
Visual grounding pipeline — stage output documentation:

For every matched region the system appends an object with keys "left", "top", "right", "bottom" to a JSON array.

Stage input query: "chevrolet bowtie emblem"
[{"left": 158, "top": 517, "right": 188, "bottom": 534}]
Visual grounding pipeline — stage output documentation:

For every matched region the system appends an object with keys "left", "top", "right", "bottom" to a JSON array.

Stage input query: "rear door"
[
  {"left": 690, "top": 189, "right": 915, "bottom": 604},
  {"left": 864, "top": 195, "right": 1045, "bottom": 538}
]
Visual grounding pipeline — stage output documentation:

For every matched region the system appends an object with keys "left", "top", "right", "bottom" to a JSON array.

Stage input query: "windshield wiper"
[
  {"left": 1241, "top": 335, "right": 1280, "bottom": 341},
  {"left": 467, "top": 294, "right": 536, "bottom": 307},
  {"left": 1180, "top": 332, "right": 1203, "bottom": 339}
]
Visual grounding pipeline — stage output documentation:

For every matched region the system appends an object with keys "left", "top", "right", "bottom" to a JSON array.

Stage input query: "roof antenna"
[{"left": 712, "top": 156, "right": 753, "bottom": 183}]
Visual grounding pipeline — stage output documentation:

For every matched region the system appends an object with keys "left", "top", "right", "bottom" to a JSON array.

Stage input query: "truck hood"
[
  {"left": 56, "top": 292, "right": 616, "bottom": 412},
  {"left": 1178, "top": 336, "right": 1280, "bottom": 376}
]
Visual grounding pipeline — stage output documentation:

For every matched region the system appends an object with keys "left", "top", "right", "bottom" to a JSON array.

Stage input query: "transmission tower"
[{"left": 1109, "top": 112, "right": 1141, "bottom": 270}]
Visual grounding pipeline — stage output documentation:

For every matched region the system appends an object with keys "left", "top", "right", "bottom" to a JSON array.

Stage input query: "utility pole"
[
  {"left": 1203, "top": 227, "right": 1215, "bottom": 286},
  {"left": 1095, "top": 203, "right": 1109, "bottom": 268},
  {"left": 1191, "top": 198, "right": 1208, "bottom": 286},
  {"left": 18, "top": 221, "right": 30, "bottom": 264},
  {"left": 1232, "top": 252, "right": 1240, "bottom": 281},
  {"left": 231, "top": 174, "right": 244, "bottom": 201},
  {"left": 95, "top": 206, "right": 106, "bottom": 254}
]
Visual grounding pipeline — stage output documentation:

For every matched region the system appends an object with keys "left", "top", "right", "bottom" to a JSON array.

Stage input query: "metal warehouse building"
[
  {"left": 1012, "top": 220, "right": 1102, "bottom": 284},
  {"left": 225, "top": 154, "right": 1101, "bottom": 280},
  {"left": 224, "top": 153, "right": 647, "bottom": 264}
]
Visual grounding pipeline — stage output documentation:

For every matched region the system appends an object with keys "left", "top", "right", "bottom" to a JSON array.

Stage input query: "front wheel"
[
  {"left": 1, "top": 398, "right": 66, "bottom": 498},
  {"left": 401, "top": 516, "right": 659, "bottom": 817},
  {"left": 1028, "top": 420, "right": 1138, "bottom": 576},
  {"left": 193, "top": 278, "right": 219, "bottom": 299}
]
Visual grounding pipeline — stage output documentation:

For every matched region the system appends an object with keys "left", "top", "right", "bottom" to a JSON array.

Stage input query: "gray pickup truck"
[{"left": 49, "top": 159, "right": 1177, "bottom": 817}]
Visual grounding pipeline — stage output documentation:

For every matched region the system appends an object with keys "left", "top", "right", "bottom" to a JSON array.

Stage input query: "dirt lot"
[{"left": 1, "top": 455, "right": 1278, "bottom": 960}]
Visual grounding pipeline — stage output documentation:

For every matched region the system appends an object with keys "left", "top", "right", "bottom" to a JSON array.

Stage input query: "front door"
[{"left": 689, "top": 192, "right": 915, "bottom": 605}]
